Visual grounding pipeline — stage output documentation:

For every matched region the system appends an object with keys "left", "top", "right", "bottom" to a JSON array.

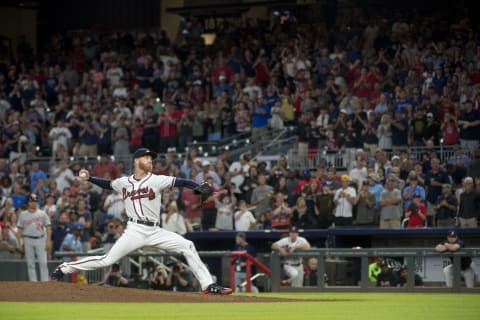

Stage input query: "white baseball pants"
[
  {"left": 283, "top": 263, "right": 304, "bottom": 287},
  {"left": 59, "top": 222, "right": 214, "bottom": 290},
  {"left": 24, "top": 237, "right": 49, "bottom": 282}
]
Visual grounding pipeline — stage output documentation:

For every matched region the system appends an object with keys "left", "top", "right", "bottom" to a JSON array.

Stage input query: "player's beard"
[{"left": 139, "top": 161, "right": 152, "bottom": 173}]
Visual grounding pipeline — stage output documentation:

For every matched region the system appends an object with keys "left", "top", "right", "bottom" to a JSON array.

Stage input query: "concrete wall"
[
  {"left": 0, "top": 7, "right": 37, "bottom": 59},
  {"left": 160, "top": 0, "right": 184, "bottom": 43}
]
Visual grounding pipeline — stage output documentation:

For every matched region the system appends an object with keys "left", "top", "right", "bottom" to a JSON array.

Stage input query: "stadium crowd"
[{"left": 0, "top": 7, "right": 480, "bottom": 268}]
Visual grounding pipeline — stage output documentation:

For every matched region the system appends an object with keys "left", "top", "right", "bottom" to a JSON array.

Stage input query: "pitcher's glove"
[{"left": 194, "top": 181, "right": 214, "bottom": 202}]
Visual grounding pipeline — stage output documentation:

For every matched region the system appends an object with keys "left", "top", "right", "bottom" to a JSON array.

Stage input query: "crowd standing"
[{"left": 0, "top": 8, "right": 479, "bottom": 288}]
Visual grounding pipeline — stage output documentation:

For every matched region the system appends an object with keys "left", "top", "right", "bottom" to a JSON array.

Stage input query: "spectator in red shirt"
[
  {"left": 212, "top": 55, "right": 233, "bottom": 86},
  {"left": 296, "top": 169, "right": 320, "bottom": 195},
  {"left": 129, "top": 118, "right": 144, "bottom": 153},
  {"left": 181, "top": 185, "right": 203, "bottom": 231},
  {"left": 156, "top": 102, "right": 182, "bottom": 153},
  {"left": 405, "top": 194, "right": 426, "bottom": 228},
  {"left": 355, "top": 65, "right": 380, "bottom": 99},
  {"left": 91, "top": 154, "right": 119, "bottom": 179}
]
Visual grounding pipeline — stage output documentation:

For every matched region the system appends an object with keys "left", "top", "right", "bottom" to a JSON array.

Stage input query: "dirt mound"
[{"left": 0, "top": 282, "right": 288, "bottom": 303}]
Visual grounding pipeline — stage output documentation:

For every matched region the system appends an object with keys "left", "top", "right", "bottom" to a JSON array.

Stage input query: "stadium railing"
[
  {"left": 46, "top": 246, "right": 480, "bottom": 292},
  {"left": 287, "top": 145, "right": 475, "bottom": 170},
  {"left": 270, "top": 247, "right": 480, "bottom": 292}
]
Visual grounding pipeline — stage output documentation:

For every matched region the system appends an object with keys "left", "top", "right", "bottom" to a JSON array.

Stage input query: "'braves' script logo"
[{"left": 122, "top": 187, "right": 156, "bottom": 201}]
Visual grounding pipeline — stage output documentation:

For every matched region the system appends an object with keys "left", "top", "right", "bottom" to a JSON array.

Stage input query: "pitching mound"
[{"left": 0, "top": 282, "right": 290, "bottom": 303}]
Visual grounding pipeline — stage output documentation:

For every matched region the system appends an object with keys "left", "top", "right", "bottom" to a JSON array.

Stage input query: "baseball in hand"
[{"left": 79, "top": 172, "right": 87, "bottom": 178}]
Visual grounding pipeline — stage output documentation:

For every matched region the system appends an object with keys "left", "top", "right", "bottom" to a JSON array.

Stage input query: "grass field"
[{"left": 2, "top": 293, "right": 479, "bottom": 320}]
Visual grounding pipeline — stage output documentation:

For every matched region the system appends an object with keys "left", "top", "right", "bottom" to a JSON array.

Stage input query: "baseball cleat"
[
  {"left": 280, "top": 280, "right": 289, "bottom": 286},
  {"left": 50, "top": 266, "right": 64, "bottom": 281},
  {"left": 202, "top": 283, "right": 233, "bottom": 295}
]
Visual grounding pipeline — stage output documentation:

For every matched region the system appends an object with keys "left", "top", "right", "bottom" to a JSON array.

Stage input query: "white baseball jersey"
[
  {"left": 111, "top": 173, "right": 175, "bottom": 222},
  {"left": 17, "top": 209, "right": 51, "bottom": 237},
  {"left": 273, "top": 236, "right": 310, "bottom": 265}
]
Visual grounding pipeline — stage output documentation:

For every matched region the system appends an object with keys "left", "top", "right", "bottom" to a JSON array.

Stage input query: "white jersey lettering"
[{"left": 111, "top": 173, "right": 174, "bottom": 222}]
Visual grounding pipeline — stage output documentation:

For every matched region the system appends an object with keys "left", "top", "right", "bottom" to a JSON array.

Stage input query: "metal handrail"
[{"left": 229, "top": 251, "right": 272, "bottom": 292}]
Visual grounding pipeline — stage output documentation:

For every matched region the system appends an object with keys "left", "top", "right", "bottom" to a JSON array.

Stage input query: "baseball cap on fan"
[
  {"left": 28, "top": 193, "right": 38, "bottom": 202},
  {"left": 447, "top": 230, "right": 457, "bottom": 238},
  {"left": 133, "top": 148, "right": 157, "bottom": 159},
  {"left": 289, "top": 226, "right": 299, "bottom": 233},
  {"left": 73, "top": 223, "right": 84, "bottom": 231}
]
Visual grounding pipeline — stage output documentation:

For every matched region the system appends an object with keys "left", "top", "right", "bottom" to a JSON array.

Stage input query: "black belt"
[
  {"left": 128, "top": 217, "right": 161, "bottom": 227},
  {"left": 23, "top": 235, "right": 44, "bottom": 239},
  {"left": 285, "top": 263, "right": 301, "bottom": 267}
]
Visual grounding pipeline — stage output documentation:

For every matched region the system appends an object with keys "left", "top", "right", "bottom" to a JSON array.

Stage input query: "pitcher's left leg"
[{"left": 149, "top": 229, "right": 213, "bottom": 290}]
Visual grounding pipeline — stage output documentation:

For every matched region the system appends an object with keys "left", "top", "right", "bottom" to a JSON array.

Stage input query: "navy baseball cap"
[
  {"left": 73, "top": 223, "right": 84, "bottom": 231},
  {"left": 289, "top": 226, "right": 299, "bottom": 233},
  {"left": 302, "top": 169, "right": 311, "bottom": 178},
  {"left": 28, "top": 194, "right": 38, "bottom": 202},
  {"left": 447, "top": 230, "right": 457, "bottom": 237},
  {"left": 133, "top": 148, "right": 157, "bottom": 159}
]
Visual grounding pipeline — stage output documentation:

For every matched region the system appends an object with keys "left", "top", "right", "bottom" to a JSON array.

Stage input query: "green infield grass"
[{"left": 1, "top": 292, "right": 479, "bottom": 320}]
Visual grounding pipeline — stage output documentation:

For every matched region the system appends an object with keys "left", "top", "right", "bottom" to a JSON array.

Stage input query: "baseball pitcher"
[{"left": 51, "top": 148, "right": 232, "bottom": 294}]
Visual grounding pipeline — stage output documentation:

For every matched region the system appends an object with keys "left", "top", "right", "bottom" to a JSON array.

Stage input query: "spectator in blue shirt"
[
  {"left": 29, "top": 161, "right": 47, "bottom": 193},
  {"left": 213, "top": 75, "right": 233, "bottom": 97},
  {"left": 367, "top": 172, "right": 384, "bottom": 211},
  {"left": 10, "top": 184, "right": 27, "bottom": 209},
  {"left": 448, "top": 145, "right": 471, "bottom": 168},
  {"left": 402, "top": 174, "right": 426, "bottom": 210},
  {"left": 251, "top": 96, "right": 271, "bottom": 143},
  {"left": 59, "top": 223, "right": 84, "bottom": 261}
]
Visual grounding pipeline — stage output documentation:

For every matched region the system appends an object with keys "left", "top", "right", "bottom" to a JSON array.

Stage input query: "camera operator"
[
  {"left": 151, "top": 265, "right": 171, "bottom": 291},
  {"left": 102, "top": 262, "right": 129, "bottom": 287},
  {"left": 166, "top": 262, "right": 196, "bottom": 292}
]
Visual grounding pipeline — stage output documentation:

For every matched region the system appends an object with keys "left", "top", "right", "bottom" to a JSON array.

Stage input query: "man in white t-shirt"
[
  {"left": 242, "top": 77, "right": 262, "bottom": 99},
  {"left": 112, "top": 79, "right": 128, "bottom": 98},
  {"left": 271, "top": 226, "right": 311, "bottom": 287},
  {"left": 51, "top": 159, "right": 75, "bottom": 193},
  {"left": 349, "top": 158, "right": 368, "bottom": 191},
  {"left": 158, "top": 53, "right": 179, "bottom": 80},
  {"left": 333, "top": 174, "right": 357, "bottom": 226},
  {"left": 48, "top": 119, "right": 72, "bottom": 154},
  {"left": 234, "top": 200, "right": 256, "bottom": 231},
  {"left": 229, "top": 154, "right": 250, "bottom": 194},
  {"left": 105, "top": 61, "right": 124, "bottom": 88}
]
